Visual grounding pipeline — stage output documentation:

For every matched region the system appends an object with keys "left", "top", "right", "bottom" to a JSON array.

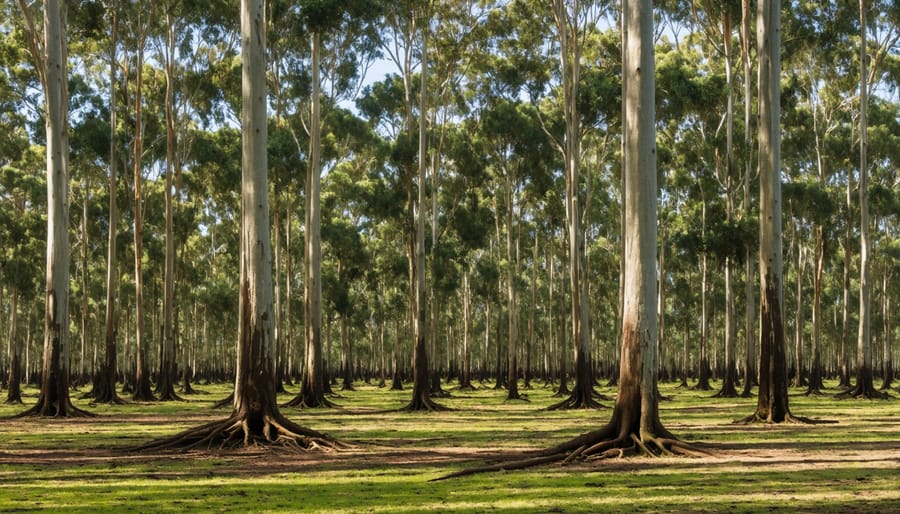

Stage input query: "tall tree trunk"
[
  {"left": 287, "top": 30, "right": 332, "bottom": 409},
  {"left": 6, "top": 290, "right": 22, "bottom": 404},
  {"left": 695, "top": 241, "right": 711, "bottom": 390},
  {"left": 460, "top": 270, "right": 473, "bottom": 389},
  {"left": 805, "top": 225, "right": 825, "bottom": 394},
  {"left": 791, "top": 235, "right": 806, "bottom": 388},
  {"left": 131, "top": 8, "right": 154, "bottom": 402},
  {"left": 740, "top": 0, "right": 758, "bottom": 398},
  {"left": 140, "top": 0, "right": 336, "bottom": 450},
  {"left": 505, "top": 172, "right": 520, "bottom": 400},
  {"left": 94, "top": 5, "right": 121, "bottom": 396},
  {"left": 525, "top": 233, "right": 537, "bottom": 389},
  {"left": 548, "top": 0, "right": 599, "bottom": 410},
  {"left": 545, "top": 0, "right": 690, "bottom": 456},
  {"left": 157, "top": 9, "right": 180, "bottom": 402},
  {"left": 842, "top": 0, "right": 884, "bottom": 399},
  {"left": 17, "top": 0, "right": 89, "bottom": 417},
  {"left": 741, "top": 0, "right": 806, "bottom": 423},
  {"left": 404, "top": 12, "right": 442, "bottom": 411},
  {"left": 717, "top": 9, "right": 739, "bottom": 398},
  {"left": 79, "top": 180, "right": 89, "bottom": 386},
  {"left": 880, "top": 271, "right": 893, "bottom": 390}
]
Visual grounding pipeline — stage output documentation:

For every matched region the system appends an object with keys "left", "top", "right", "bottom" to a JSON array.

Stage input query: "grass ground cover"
[{"left": 0, "top": 379, "right": 897, "bottom": 512}]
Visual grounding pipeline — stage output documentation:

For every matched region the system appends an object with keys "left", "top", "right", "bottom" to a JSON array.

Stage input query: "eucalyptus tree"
[
  {"left": 425, "top": 0, "right": 492, "bottom": 397},
  {"left": 14, "top": 0, "right": 91, "bottom": 417},
  {"left": 739, "top": 0, "right": 808, "bottom": 424},
  {"left": 275, "top": 0, "right": 381, "bottom": 409},
  {"left": 124, "top": 0, "right": 156, "bottom": 402},
  {"left": 513, "top": 0, "right": 614, "bottom": 410},
  {"left": 444, "top": 0, "right": 703, "bottom": 478},
  {"left": 379, "top": 0, "right": 447, "bottom": 411},
  {"left": 840, "top": 0, "right": 898, "bottom": 400},
  {"left": 92, "top": 0, "right": 125, "bottom": 404},
  {"left": 140, "top": 0, "right": 337, "bottom": 450},
  {"left": 738, "top": 0, "right": 757, "bottom": 397}
]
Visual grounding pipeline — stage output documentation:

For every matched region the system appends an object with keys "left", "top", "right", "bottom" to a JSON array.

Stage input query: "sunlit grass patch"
[{"left": 0, "top": 378, "right": 897, "bottom": 512}]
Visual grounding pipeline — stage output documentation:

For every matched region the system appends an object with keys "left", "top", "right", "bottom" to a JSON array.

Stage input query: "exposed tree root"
[
  {"left": 431, "top": 388, "right": 453, "bottom": 399},
  {"left": 802, "top": 387, "right": 827, "bottom": 397},
  {"left": 592, "top": 390, "right": 613, "bottom": 401},
  {"left": 399, "top": 395, "right": 451, "bottom": 412},
  {"left": 281, "top": 395, "right": 340, "bottom": 410},
  {"left": 433, "top": 429, "right": 710, "bottom": 481},
  {"left": 504, "top": 394, "right": 530, "bottom": 403},
  {"left": 734, "top": 412, "right": 835, "bottom": 424},
  {"left": 90, "top": 395, "right": 129, "bottom": 406},
  {"left": 212, "top": 394, "right": 234, "bottom": 410},
  {"left": 135, "top": 413, "right": 349, "bottom": 452},
  {"left": 835, "top": 384, "right": 891, "bottom": 400},
  {"left": 156, "top": 391, "right": 184, "bottom": 402},
  {"left": 4, "top": 397, "right": 23, "bottom": 405},
  {"left": 711, "top": 388, "right": 739, "bottom": 399},
  {"left": 181, "top": 386, "right": 205, "bottom": 395},
  {"left": 15, "top": 401, "right": 95, "bottom": 419},
  {"left": 545, "top": 392, "right": 607, "bottom": 411}
]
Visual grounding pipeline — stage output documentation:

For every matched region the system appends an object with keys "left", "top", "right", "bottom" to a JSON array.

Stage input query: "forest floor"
[{"left": 0, "top": 379, "right": 898, "bottom": 513}]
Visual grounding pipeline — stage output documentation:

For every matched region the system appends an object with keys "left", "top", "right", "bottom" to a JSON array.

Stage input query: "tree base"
[
  {"left": 690, "top": 380, "right": 712, "bottom": 392},
  {"left": 400, "top": 394, "right": 450, "bottom": 412},
  {"left": 135, "top": 412, "right": 346, "bottom": 452},
  {"left": 16, "top": 400, "right": 95, "bottom": 418},
  {"left": 592, "top": 390, "right": 613, "bottom": 401},
  {"left": 156, "top": 391, "right": 184, "bottom": 402},
  {"left": 282, "top": 393, "right": 339, "bottom": 410},
  {"left": 545, "top": 391, "right": 606, "bottom": 410},
  {"left": 131, "top": 386, "right": 157, "bottom": 402},
  {"left": 180, "top": 385, "right": 203, "bottom": 395},
  {"left": 552, "top": 383, "right": 570, "bottom": 397},
  {"left": 734, "top": 412, "right": 828, "bottom": 424},
  {"left": 712, "top": 385, "right": 739, "bottom": 398},
  {"left": 505, "top": 391, "right": 529, "bottom": 402},
  {"left": 835, "top": 383, "right": 891, "bottom": 400}
]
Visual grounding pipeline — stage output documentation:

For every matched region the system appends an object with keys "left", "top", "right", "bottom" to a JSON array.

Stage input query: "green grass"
[{"left": 0, "top": 379, "right": 898, "bottom": 512}]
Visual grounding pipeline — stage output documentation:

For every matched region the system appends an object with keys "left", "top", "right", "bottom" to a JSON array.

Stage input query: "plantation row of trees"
[{"left": 0, "top": 0, "right": 898, "bottom": 434}]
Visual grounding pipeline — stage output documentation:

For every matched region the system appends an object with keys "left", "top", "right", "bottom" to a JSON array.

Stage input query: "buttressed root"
[
  {"left": 433, "top": 432, "right": 711, "bottom": 481},
  {"left": 134, "top": 414, "right": 349, "bottom": 453}
]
